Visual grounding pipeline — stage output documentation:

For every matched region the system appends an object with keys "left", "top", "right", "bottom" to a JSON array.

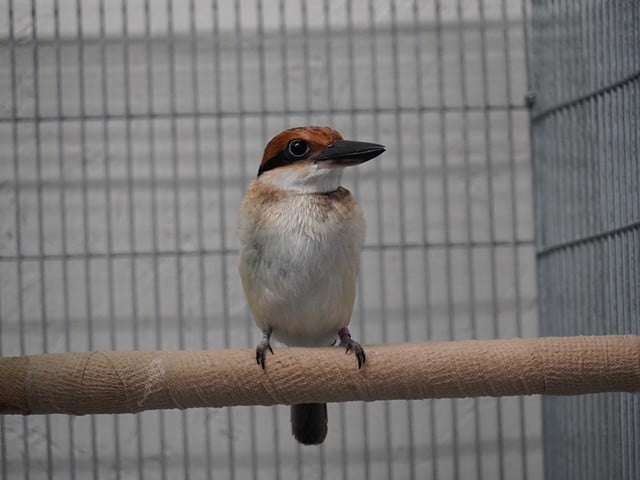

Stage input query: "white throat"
[{"left": 260, "top": 164, "right": 344, "bottom": 194}]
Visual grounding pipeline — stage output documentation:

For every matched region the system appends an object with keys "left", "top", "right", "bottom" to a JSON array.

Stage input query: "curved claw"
[
  {"left": 338, "top": 327, "right": 366, "bottom": 369},
  {"left": 256, "top": 329, "right": 274, "bottom": 369}
]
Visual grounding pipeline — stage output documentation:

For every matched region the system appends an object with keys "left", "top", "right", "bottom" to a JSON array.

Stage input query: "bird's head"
[{"left": 256, "top": 126, "right": 385, "bottom": 193}]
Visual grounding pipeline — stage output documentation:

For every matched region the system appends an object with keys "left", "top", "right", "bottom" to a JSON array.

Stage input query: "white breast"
[{"left": 238, "top": 189, "right": 365, "bottom": 347}]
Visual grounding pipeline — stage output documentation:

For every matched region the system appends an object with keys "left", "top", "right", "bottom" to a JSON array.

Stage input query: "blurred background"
[{"left": 0, "top": 0, "right": 637, "bottom": 479}]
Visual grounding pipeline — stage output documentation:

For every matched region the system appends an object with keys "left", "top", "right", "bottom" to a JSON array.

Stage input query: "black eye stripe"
[
  {"left": 257, "top": 139, "right": 312, "bottom": 177},
  {"left": 257, "top": 150, "right": 292, "bottom": 177}
]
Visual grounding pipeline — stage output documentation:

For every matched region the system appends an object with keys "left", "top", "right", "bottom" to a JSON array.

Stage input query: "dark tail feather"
[{"left": 291, "top": 403, "right": 328, "bottom": 445}]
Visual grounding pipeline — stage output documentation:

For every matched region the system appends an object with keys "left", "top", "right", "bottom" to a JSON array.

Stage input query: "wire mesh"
[
  {"left": 530, "top": 0, "right": 640, "bottom": 479},
  {"left": 1, "top": 0, "right": 539, "bottom": 478}
]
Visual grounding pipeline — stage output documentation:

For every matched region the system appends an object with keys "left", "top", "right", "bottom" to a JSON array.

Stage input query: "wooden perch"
[{"left": 1, "top": 335, "right": 639, "bottom": 415}]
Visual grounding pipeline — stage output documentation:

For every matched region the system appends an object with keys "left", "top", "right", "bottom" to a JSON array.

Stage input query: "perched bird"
[{"left": 238, "top": 126, "right": 385, "bottom": 445}]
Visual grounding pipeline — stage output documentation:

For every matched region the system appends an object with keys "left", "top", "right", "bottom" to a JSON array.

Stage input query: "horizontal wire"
[
  {"left": 0, "top": 239, "right": 535, "bottom": 262},
  {"left": 537, "top": 219, "right": 640, "bottom": 258},
  {"left": 0, "top": 104, "right": 528, "bottom": 124},
  {"left": 531, "top": 69, "right": 640, "bottom": 122},
  {"left": 0, "top": 17, "right": 526, "bottom": 46}
]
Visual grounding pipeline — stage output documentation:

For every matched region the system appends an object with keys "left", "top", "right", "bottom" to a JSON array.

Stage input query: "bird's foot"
[
  {"left": 256, "top": 328, "right": 274, "bottom": 369},
  {"left": 338, "top": 327, "right": 366, "bottom": 369}
]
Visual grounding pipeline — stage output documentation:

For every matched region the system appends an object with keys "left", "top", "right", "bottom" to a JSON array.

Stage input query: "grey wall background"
[
  {"left": 1, "top": 1, "right": 539, "bottom": 479},
  {"left": 531, "top": 1, "right": 640, "bottom": 479}
]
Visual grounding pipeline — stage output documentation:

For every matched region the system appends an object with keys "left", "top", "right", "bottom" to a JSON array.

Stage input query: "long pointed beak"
[{"left": 315, "top": 140, "right": 385, "bottom": 167}]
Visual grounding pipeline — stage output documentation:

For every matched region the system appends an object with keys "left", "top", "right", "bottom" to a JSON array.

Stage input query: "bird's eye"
[{"left": 287, "top": 139, "right": 310, "bottom": 158}]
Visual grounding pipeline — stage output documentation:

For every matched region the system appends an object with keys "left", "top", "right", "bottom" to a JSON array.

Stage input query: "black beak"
[{"left": 315, "top": 140, "right": 385, "bottom": 167}]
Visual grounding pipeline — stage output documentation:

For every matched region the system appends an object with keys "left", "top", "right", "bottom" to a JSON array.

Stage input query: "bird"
[{"left": 238, "top": 126, "right": 385, "bottom": 445}]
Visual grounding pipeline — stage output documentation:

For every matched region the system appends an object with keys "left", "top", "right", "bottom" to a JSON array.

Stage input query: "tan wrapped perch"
[{"left": 1, "top": 335, "right": 639, "bottom": 415}]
